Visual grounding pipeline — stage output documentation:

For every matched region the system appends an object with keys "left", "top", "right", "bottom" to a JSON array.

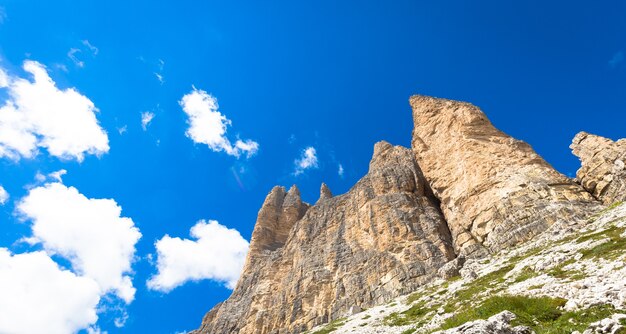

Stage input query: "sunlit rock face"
[
  {"left": 194, "top": 142, "right": 455, "bottom": 334},
  {"left": 571, "top": 131, "right": 626, "bottom": 205},
  {"left": 409, "top": 95, "right": 600, "bottom": 255}
]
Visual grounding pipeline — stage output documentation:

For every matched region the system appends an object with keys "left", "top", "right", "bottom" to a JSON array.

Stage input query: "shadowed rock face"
[
  {"left": 571, "top": 132, "right": 626, "bottom": 205},
  {"left": 194, "top": 142, "right": 455, "bottom": 334},
  {"left": 409, "top": 95, "right": 600, "bottom": 255}
]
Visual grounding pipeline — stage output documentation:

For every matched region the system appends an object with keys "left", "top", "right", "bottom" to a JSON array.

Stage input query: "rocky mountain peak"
[
  {"left": 410, "top": 94, "right": 600, "bottom": 255},
  {"left": 571, "top": 131, "right": 626, "bottom": 205},
  {"left": 192, "top": 94, "right": 626, "bottom": 334},
  {"left": 317, "top": 183, "right": 333, "bottom": 203}
]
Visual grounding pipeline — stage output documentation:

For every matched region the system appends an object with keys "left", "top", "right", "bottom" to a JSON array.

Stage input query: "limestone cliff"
[
  {"left": 193, "top": 95, "right": 617, "bottom": 334},
  {"left": 194, "top": 142, "right": 455, "bottom": 334},
  {"left": 571, "top": 131, "right": 626, "bottom": 205},
  {"left": 409, "top": 95, "right": 600, "bottom": 255}
]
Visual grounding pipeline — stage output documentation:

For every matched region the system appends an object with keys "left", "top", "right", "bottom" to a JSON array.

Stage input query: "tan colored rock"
[
  {"left": 571, "top": 132, "right": 626, "bottom": 205},
  {"left": 193, "top": 142, "right": 455, "bottom": 334},
  {"left": 317, "top": 182, "right": 333, "bottom": 203},
  {"left": 410, "top": 95, "right": 600, "bottom": 254}
]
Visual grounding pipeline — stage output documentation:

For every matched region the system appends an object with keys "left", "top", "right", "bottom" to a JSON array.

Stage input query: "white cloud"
[
  {"left": 294, "top": 146, "right": 319, "bottom": 175},
  {"left": 67, "top": 40, "right": 98, "bottom": 68},
  {"left": 180, "top": 88, "right": 259, "bottom": 158},
  {"left": 0, "top": 7, "right": 6, "bottom": 24},
  {"left": 155, "top": 72, "right": 164, "bottom": 84},
  {"left": 117, "top": 125, "right": 128, "bottom": 135},
  {"left": 0, "top": 185, "right": 8, "bottom": 205},
  {"left": 147, "top": 220, "right": 249, "bottom": 292},
  {"left": 17, "top": 182, "right": 142, "bottom": 303},
  {"left": 68, "top": 48, "right": 85, "bottom": 67},
  {"left": 49, "top": 169, "right": 67, "bottom": 182},
  {"left": 338, "top": 163, "right": 344, "bottom": 177},
  {"left": 82, "top": 40, "right": 99, "bottom": 56},
  {"left": 141, "top": 111, "right": 155, "bottom": 130},
  {"left": 0, "top": 249, "right": 101, "bottom": 334},
  {"left": 0, "top": 61, "right": 109, "bottom": 161}
]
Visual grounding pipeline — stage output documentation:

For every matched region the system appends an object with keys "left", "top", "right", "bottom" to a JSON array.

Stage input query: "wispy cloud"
[
  {"left": 338, "top": 163, "right": 344, "bottom": 178},
  {"left": 154, "top": 72, "right": 164, "bottom": 84},
  {"left": 0, "top": 185, "right": 8, "bottom": 205},
  {"left": 67, "top": 48, "right": 84, "bottom": 67},
  {"left": 117, "top": 125, "right": 128, "bottom": 135},
  {"left": 609, "top": 50, "right": 624, "bottom": 69},
  {"left": 141, "top": 112, "right": 155, "bottom": 131},
  {"left": 67, "top": 40, "right": 99, "bottom": 68},
  {"left": 294, "top": 147, "right": 319, "bottom": 175},
  {"left": 82, "top": 40, "right": 99, "bottom": 56}
]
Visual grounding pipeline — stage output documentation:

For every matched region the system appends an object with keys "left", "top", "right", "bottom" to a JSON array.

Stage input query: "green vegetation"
[
  {"left": 383, "top": 301, "right": 433, "bottom": 326},
  {"left": 400, "top": 328, "right": 416, "bottom": 334},
  {"left": 449, "top": 264, "right": 513, "bottom": 304},
  {"left": 507, "top": 247, "right": 543, "bottom": 263},
  {"left": 437, "top": 295, "right": 626, "bottom": 334},
  {"left": 546, "top": 259, "right": 585, "bottom": 280},
  {"left": 310, "top": 318, "right": 346, "bottom": 334},
  {"left": 362, "top": 315, "right": 371, "bottom": 320},
  {"left": 440, "top": 295, "right": 565, "bottom": 330},
  {"left": 579, "top": 225, "right": 626, "bottom": 260},
  {"left": 513, "top": 267, "right": 539, "bottom": 283},
  {"left": 606, "top": 201, "right": 624, "bottom": 212}
]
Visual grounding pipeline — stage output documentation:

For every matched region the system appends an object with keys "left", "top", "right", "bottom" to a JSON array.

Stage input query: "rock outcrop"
[
  {"left": 571, "top": 132, "right": 626, "bottom": 205},
  {"left": 194, "top": 142, "right": 455, "bottom": 334},
  {"left": 410, "top": 95, "right": 600, "bottom": 255}
]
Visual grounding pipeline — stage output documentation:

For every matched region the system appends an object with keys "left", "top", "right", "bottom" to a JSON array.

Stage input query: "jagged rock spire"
[
  {"left": 317, "top": 183, "right": 333, "bottom": 203},
  {"left": 571, "top": 131, "right": 626, "bottom": 205},
  {"left": 196, "top": 139, "right": 454, "bottom": 334},
  {"left": 246, "top": 185, "right": 309, "bottom": 260}
]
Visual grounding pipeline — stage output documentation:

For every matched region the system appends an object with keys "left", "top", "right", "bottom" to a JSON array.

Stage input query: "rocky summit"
[
  {"left": 571, "top": 132, "right": 626, "bottom": 205},
  {"left": 410, "top": 95, "right": 600, "bottom": 255},
  {"left": 193, "top": 95, "right": 626, "bottom": 334}
]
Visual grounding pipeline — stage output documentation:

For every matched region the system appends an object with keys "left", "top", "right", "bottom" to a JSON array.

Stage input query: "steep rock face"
[
  {"left": 571, "top": 132, "right": 626, "bottom": 205},
  {"left": 409, "top": 95, "right": 600, "bottom": 255},
  {"left": 195, "top": 142, "right": 455, "bottom": 334}
]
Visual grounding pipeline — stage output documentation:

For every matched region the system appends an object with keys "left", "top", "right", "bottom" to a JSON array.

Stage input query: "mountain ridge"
[{"left": 192, "top": 95, "right": 626, "bottom": 334}]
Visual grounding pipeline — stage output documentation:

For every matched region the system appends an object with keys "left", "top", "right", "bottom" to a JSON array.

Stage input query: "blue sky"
[{"left": 0, "top": 1, "right": 625, "bottom": 333}]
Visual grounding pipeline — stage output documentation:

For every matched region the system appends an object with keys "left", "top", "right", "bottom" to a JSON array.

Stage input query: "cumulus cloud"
[
  {"left": 147, "top": 220, "right": 249, "bottom": 292},
  {"left": 141, "top": 111, "right": 155, "bottom": 130},
  {"left": 180, "top": 88, "right": 259, "bottom": 158},
  {"left": 0, "top": 61, "right": 109, "bottom": 161},
  {"left": 0, "top": 249, "right": 101, "bottom": 334},
  {"left": 17, "top": 182, "right": 142, "bottom": 303},
  {"left": 0, "top": 185, "right": 8, "bottom": 204},
  {"left": 294, "top": 146, "right": 319, "bottom": 175}
]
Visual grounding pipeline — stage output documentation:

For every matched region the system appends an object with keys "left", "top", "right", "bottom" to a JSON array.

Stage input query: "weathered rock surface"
[
  {"left": 194, "top": 142, "right": 455, "bottom": 334},
  {"left": 410, "top": 95, "right": 600, "bottom": 254},
  {"left": 571, "top": 132, "right": 626, "bottom": 205}
]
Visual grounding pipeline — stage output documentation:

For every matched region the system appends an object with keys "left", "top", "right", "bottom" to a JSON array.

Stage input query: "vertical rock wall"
[
  {"left": 409, "top": 95, "right": 600, "bottom": 255},
  {"left": 571, "top": 132, "right": 626, "bottom": 205},
  {"left": 195, "top": 142, "right": 455, "bottom": 334}
]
